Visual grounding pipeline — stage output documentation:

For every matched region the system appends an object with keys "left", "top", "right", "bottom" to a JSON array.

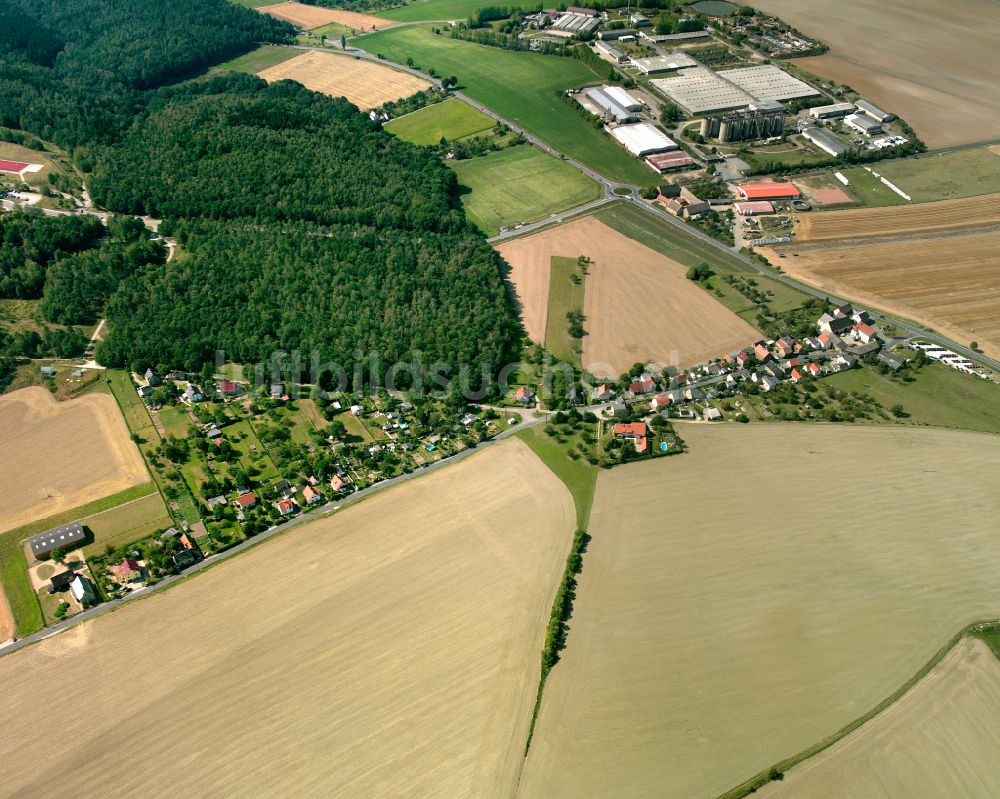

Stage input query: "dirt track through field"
[
  {"left": 0, "top": 387, "right": 148, "bottom": 535},
  {"left": 258, "top": 1, "right": 394, "bottom": 30},
  {"left": 757, "top": 637, "right": 1000, "bottom": 799},
  {"left": 497, "top": 217, "right": 759, "bottom": 377},
  {"left": 257, "top": 50, "right": 431, "bottom": 110},
  {"left": 751, "top": 0, "right": 1000, "bottom": 148},
  {"left": 0, "top": 439, "right": 575, "bottom": 798},
  {"left": 518, "top": 424, "right": 1000, "bottom": 799}
]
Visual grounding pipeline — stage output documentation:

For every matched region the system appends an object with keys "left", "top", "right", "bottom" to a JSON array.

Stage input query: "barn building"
[
  {"left": 28, "top": 521, "right": 85, "bottom": 558},
  {"left": 737, "top": 182, "right": 800, "bottom": 201},
  {"left": 610, "top": 123, "right": 678, "bottom": 156}
]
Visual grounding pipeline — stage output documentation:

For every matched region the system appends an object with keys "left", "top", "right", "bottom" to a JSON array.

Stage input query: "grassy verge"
[
  {"left": 838, "top": 166, "right": 905, "bottom": 207},
  {"left": 214, "top": 44, "right": 299, "bottom": 74},
  {"left": 972, "top": 622, "right": 1000, "bottom": 661},
  {"left": 450, "top": 146, "right": 600, "bottom": 235},
  {"left": 385, "top": 98, "right": 493, "bottom": 145},
  {"left": 517, "top": 425, "right": 598, "bottom": 529},
  {"left": 106, "top": 370, "right": 159, "bottom": 442},
  {"left": 543, "top": 256, "right": 586, "bottom": 367},
  {"left": 355, "top": 25, "right": 653, "bottom": 183},
  {"left": 718, "top": 620, "right": 1000, "bottom": 799},
  {"left": 0, "top": 482, "right": 157, "bottom": 637}
]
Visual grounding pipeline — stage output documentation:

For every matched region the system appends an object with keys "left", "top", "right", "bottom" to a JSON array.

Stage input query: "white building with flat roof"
[
  {"left": 651, "top": 68, "right": 754, "bottom": 114},
  {"left": 603, "top": 85, "right": 643, "bottom": 112},
  {"left": 855, "top": 99, "right": 894, "bottom": 122},
  {"left": 718, "top": 65, "right": 820, "bottom": 102},
  {"left": 845, "top": 112, "right": 882, "bottom": 135},
  {"left": 610, "top": 123, "right": 678, "bottom": 156},
  {"left": 631, "top": 53, "right": 697, "bottom": 74}
]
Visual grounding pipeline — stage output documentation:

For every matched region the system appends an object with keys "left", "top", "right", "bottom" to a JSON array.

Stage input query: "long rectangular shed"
[
  {"left": 855, "top": 99, "right": 894, "bottom": 122},
  {"left": 800, "top": 125, "right": 850, "bottom": 156},
  {"left": 28, "top": 521, "right": 86, "bottom": 558},
  {"left": 585, "top": 87, "right": 639, "bottom": 123},
  {"left": 611, "top": 122, "right": 678, "bottom": 156},
  {"left": 631, "top": 53, "right": 697, "bottom": 74}
]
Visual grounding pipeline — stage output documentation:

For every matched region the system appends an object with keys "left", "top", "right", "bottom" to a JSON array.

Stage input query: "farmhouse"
[
  {"left": 610, "top": 123, "right": 678, "bottom": 157},
  {"left": 137, "top": 385, "right": 154, "bottom": 400},
  {"left": 113, "top": 558, "right": 144, "bottom": 583},
  {"left": 613, "top": 421, "right": 649, "bottom": 454},
  {"left": 275, "top": 499, "right": 297, "bottom": 517},
  {"left": 235, "top": 492, "right": 257, "bottom": 510},
  {"left": 329, "top": 474, "right": 350, "bottom": 493},
  {"left": 606, "top": 401, "right": 628, "bottom": 418},
  {"left": 817, "top": 313, "right": 853, "bottom": 336},
  {"left": 628, "top": 374, "right": 657, "bottom": 395},
  {"left": 70, "top": 575, "right": 95, "bottom": 605},
  {"left": 852, "top": 322, "right": 879, "bottom": 344},
  {"left": 28, "top": 521, "right": 85, "bottom": 558},
  {"left": 738, "top": 182, "right": 800, "bottom": 201}
]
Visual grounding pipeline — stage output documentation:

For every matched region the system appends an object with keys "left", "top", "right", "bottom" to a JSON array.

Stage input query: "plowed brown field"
[
  {"left": 258, "top": 1, "right": 394, "bottom": 30},
  {"left": 257, "top": 51, "right": 431, "bottom": 110},
  {"left": 758, "top": 637, "right": 1000, "bottom": 799},
  {"left": 0, "top": 387, "right": 147, "bottom": 534},
  {"left": 751, "top": 0, "right": 1000, "bottom": 148},
  {"left": 766, "top": 194, "right": 1000, "bottom": 360},
  {"left": 793, "top": 193, "right": 1000, "bottom": 242},
  {"left": 0, "top": 439, "right": 575, "bottom": 798},
  {"left": 496, "top": 217, "right": 759, "bottom": 377}
]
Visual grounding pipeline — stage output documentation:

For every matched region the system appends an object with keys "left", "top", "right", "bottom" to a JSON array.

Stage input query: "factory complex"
[
  {"left": 651, "top": 65, "right": 819, "bottom": 115},
  {"left": 611, "top": 123, "right": 678, "bottom": 157}
]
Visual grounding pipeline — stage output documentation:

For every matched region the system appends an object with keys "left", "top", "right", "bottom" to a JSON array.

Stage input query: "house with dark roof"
[
  {"left": 878, "top": 351, "right": 905, "bottom": 371},
  {"left": 49, "top": 570, "right": 77, "bottom": 593}
]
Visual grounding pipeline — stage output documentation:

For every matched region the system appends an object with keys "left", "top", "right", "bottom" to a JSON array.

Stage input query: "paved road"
[{"left": 0, "top": 411, "right": 554, "bottom": 659}]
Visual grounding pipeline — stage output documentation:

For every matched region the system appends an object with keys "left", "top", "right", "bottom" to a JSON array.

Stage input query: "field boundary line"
[
  {"left": 78, "top": 489, "right": 161, "bottom": 522},
  {"left": 716, "top": 617, "right": 1000, "bottom": 799}
]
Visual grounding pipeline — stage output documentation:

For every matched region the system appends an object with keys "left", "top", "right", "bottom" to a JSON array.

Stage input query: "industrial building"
[
  {"left": 639, "top": 29, "right": 710, "bottom": 42},
  {"left": 651, "top": 68, "right": 755, "bottom": 114},
  {"left": 29, "top": 521, "right": 85, "bottom": 558},
  {"left": 603, "top": 85, "right": 642, "bottom": 111},
  {"left": 598, "top": 28, "right": 636, "bottom": 40},
  {"left": 845, "top": 112, "right": 882, "bottom": 135},
  {"left": 718, "top": 65, "right": 820, "bottom": 103},
  {"left": 645, "top": 150, "right": 697, "bottom": 173},
  {"left": 552, "top": 12, "right": 601, "bottom": 34},
  {"left": 610, "top": 123, "right": 678, "bottom": 156},
  {"left": 734, "top": 201, "right": 774, "bottom": 215},
  {"left": 855, "top": 99, "right": 894, "bottom": 123},
  {"left": 584, "top": 86, "right": 639, "bottom": 123},
  {"left": 699, "top": 102, "right": 785, "bottom": 142},
  {"left": 737, "top": 182, "right": 800, "bottom": 201},
  {"left": 631, "top": 53, "right": 697, "bottom": 74},
  {"left": 808, "top": 102, "right": 855, "bottom": 119},
  {"left": 800, "top": 124, "right": 851, "bottom": 156},
  {"left": 594, "top": 40, "right": 628, "bottom": 63}
]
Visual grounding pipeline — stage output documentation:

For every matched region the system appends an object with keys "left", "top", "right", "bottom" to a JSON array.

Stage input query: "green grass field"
[
  {"left": 544, "top": 256, "right": 586, "bottom": 366},
  {"left": 224, "top": 420, "right": 281, "bottom": 482},
  {"left": 451, "top": 146, "right": 600, "bottom": 234},
  {"left": 385, "top": 99, "right": 494, "bottom": 145},
  {"left": 228, "top": 0, "right": 276, "bottom": 8},
  {"left": 311, "top": 21, "right": 355, "bottom": 38},
  {"left": 838, "top": 166, "right": 906, "bottom": 207},
  {"left": 215, "top": 44, "right": 298, "bottom": 74},
  {"left": 82, "top": 492, "right": 174, "bottom": 556},
  {"left": 159, "top": 406, "right": 192, "bottom": 439},
  {"left": 518, "top": 425, "right": 597, "bottom": 528},
  {"left": 106, "top": 370, "right": 159, "bottom": 443},
  {"left": 0, "top": 483, "right": 157, "bottom": 637},
  {"left": 356, "top": 26, "right": 653, "bottom": 183},
  {"left": 873, "top": 147, "right": 1000, "bottom": 202},
  {"left": 824, "top": 361, "right": 1000, "bottom": 435},
  {"left": 378, "top": 0, "right": 534, "bottom": 22}
]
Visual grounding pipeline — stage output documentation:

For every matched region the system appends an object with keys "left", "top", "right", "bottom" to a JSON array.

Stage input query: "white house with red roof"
[{"left": 852, "top": 322, "right": 879, "bottom": 344}]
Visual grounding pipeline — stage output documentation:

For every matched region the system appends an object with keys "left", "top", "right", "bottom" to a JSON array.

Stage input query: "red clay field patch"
[{"left": 0, "top": 160, "right": 30, "bottom": 173}]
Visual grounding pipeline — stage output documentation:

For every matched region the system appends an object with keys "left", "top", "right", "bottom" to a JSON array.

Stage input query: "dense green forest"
[
  {"left": 0, "top": 0, "right": 523, "bottom": 387},
  {"left": 0, "top": 211, "right": 104, "bottom": 298},
  {"left": 0, "top": 0, "right": 292, "bottom": 147}
]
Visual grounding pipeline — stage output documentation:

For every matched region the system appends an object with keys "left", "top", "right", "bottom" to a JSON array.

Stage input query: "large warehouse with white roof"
[
  {"left": 610, "top": 123, "right": 678, "bottom": 156},
  {"left": 651, "top": 64, "right": 819, "bottom": 115}
]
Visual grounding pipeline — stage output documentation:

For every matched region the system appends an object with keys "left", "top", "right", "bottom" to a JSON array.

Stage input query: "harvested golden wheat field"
[
  {"left": 0, "top": 439, "right": 575, "bottom": 798},
  {"left": 257, "top": 51, "right": 431, "bottom": 110},
  {"left": 0, "top": 387, "right": 147, "bottom": 534},
  {"left": 257, "top": 1, "right": 393, "bottom": 30},
  {"left": 771, "top": 231, "right": 1000, "bottom": 361},
  {"left": 757, "top": 636, "right": 1000, "bottom": 799},
  {"left": 496, "top": 217, "right": 758, "bottom": 377},
  {"left": 793, "top": 193, "right": 1000, "bottom": 242},
  {"left": 518, "top": 424, "right": 1000, "bottom": 799},
  {"left": 752, "top": 0, "right": 1000, "bottom": 148}
]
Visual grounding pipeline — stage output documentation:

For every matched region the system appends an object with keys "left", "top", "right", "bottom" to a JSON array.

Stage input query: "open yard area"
[
  {"left": 385, "top": 98, "right": 493, "bottom": 145},
  {"left": 0, "top": 439, "right": 575, "bottom": 797},
  {"left": 257, "top": 1, "right": 393, "bottom": 30},
  {"left": 257, "top": 50, "right": 432, "bottom": 110},
  {"left": 81, "top": 492, "right": 173, "bottom": 556},
  {"left": 752, "top": 0, "right": 1000, "bottom": 148},
  {"left": 499, "top": 216, "right": 759, "bottom": 377},
  {"left": 0, "top": 387, "right": 148, "bottom": 535},
  {"left": 356, "top": 26, "right": 653, "bottom": 184},
  {"left": 758, "top": 637, "right": 1000, "bottom": 799},
  {"left": 519, "top": 424, "right": 1000, "bottom": 799},
  {"left": 450, "top": 147, "right": 600, "bottom": 235}
]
